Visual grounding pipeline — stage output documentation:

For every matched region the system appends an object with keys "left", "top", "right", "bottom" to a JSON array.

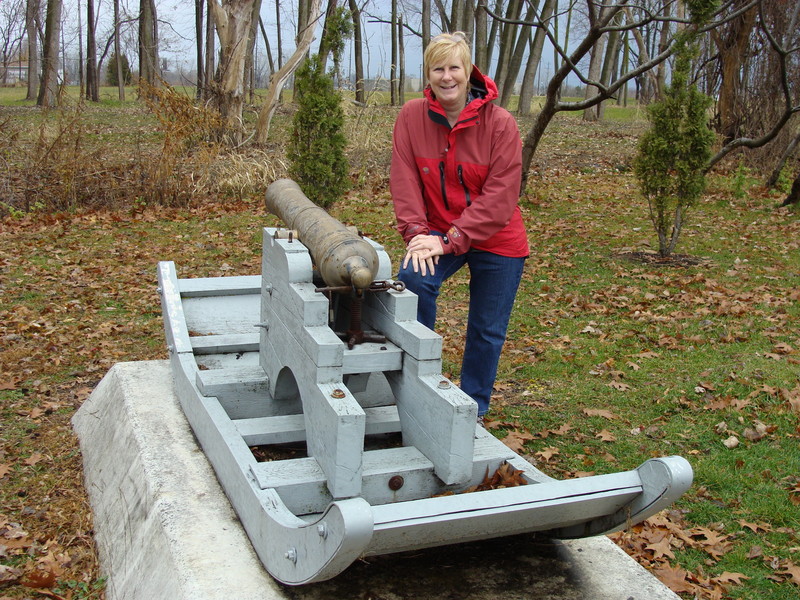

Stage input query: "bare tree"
[
  {"left": 113, "top": 0, "right": 124, "bottom": 100},
  {"left": 244, "top": 0, "right": 263, "bottom": 102},
  {"left": 705, "top": 1, "right": 800, "bottom": 171},
  {"left": 710, "top": 0, "right": 758, "bottom": 142},
  {"left": 1, "top": 0, "right": 25, "bottom": 87},
  {"left": 37, "top": 0, "right": 62, "bottom": 107},
  {"left": 86, "top": 0, "right": 99, "bottom": 101},
  {"left": 255, "top": 0, "right": 322, "bottom": 143},
  {"left": 348, "top": 0, "right": 366, "bottom": 104},
  {"left": 25, "top": 0, "right": 40, "bottom": 100},
  {"left": 209, "top": 0, "right": 258, "bottom": 143},
  {"left": 518, "top": 0, "right": 556, "bottom": 116},
  {"left": 391, "top": 0, "right": 398, "bottom": 105},
  {"left": 499, "top": 0, "right": 536, "bottom": 108},
  {"left": 195, "top": 0, "right": 204, "bottom": 99},
  {"left": 203, "top": 0, "right": 215, "bottom": 100},
  {"left": 138, "top": 0, "right": 159, "bottom": 93},
  {"left": 478, "top": 0, "right": 761, "bottom": 186},
  {"left": 474, "top": 0, "right": 488, "bottom": 71}
]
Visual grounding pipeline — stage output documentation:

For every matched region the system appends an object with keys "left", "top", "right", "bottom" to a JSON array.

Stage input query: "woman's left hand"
[{"left": 402, "top": 235, "right": 444, "bottom": 276}]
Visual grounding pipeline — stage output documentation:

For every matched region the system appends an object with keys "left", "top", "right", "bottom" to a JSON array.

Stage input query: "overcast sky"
[{"left": 158, "top": 0, "right": 426, "bottom": 81}]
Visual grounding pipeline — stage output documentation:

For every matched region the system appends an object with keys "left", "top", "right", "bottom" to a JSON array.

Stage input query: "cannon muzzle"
[{"left": 265, "top": 179, "right": 379, "bottom": 291}]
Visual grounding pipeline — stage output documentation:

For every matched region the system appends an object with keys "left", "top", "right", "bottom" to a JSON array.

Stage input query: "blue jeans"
[{"left": 398, "top": 247, "right": 525, "bottom": 416}]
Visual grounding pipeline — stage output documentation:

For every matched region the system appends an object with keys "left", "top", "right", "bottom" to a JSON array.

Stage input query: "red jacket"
[{"left": 390, "top": 67, "right": 529, "bottom": 258}]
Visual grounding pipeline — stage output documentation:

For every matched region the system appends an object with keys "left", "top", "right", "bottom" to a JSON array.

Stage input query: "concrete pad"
[{"left": 73, "top": 361, "right": 680, "bottom": 600}]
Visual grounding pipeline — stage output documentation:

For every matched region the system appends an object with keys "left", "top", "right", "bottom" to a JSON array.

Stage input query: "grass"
[{"left": 0, "top": 84, "right": 799, "bottom": 599}]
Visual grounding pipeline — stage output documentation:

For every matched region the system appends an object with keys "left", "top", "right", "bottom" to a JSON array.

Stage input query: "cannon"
[{"left": 157, "top": 179, "right": 693, "bottom": 585}]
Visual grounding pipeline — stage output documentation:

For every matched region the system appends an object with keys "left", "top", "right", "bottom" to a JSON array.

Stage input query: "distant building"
[{"left": 1, "top": 57, "right": 28, "bottom": 85}]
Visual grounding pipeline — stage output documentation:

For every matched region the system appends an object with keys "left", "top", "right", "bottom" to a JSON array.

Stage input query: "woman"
[{"left": 390, "top": 32, "right": 529, "bottom": 421}]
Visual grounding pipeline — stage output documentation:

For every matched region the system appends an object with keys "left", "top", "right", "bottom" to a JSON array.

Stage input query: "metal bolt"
[
  {"left": 255, "top": 322, "right": 269, "bottom": 330},
  {"left": 331, "top": 388, "right": 346, "bottom": 399},
  {"left": 388, "top": 475, "right": 404, "bottom": 491},
  {"left": 285, "top": 547, "right": 297, "bottom": 563},
  {"left": 264, "top": 283, "right": 273, "bottom": 295},
  {"left": 317, "top": 523, "right": 328, "bottom": 539},
  {"left": 438, "top": 380, "right": 451, "bottom": 389}
]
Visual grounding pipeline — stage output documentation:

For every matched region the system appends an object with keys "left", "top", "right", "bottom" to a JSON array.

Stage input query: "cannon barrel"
[{"left": 265, "top": 179, "right": 379, "bottom": 291}]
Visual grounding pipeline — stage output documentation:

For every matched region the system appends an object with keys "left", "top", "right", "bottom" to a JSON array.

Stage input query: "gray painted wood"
[{"left": 156, "top": 221, "right": 694, "bottom": 586}]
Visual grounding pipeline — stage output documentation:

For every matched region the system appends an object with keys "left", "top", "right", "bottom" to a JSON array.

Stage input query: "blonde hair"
[{"left": 424, "top": 32, "right": 473, "bottom": 80}]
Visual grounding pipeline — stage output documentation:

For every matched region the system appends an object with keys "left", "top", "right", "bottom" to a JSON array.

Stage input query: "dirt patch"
[
  {"left": 614, "top": 251, "right": 710, "bottom": 267},
  {"left": 282, "top": 535, "right": 586, "bottom": 600}
]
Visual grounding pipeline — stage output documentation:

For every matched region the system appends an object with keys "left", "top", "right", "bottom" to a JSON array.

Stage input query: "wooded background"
[{"left": 1, "top": 0, "right": 798, "bottom": 189}]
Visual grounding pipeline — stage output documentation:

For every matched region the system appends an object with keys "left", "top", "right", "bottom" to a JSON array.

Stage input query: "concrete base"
[{"left": 73, "top": 361, "right": 679, "bottom": 600}]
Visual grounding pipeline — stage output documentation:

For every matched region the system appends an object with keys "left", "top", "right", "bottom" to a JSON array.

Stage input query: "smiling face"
[{"left": 428, "top": 51, "right": 469, "bottom": 112}]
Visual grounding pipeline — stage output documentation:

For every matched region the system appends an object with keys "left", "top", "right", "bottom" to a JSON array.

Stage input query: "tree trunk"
[
  {"left": 390, "top": 0, "right": 397, "bottom": 105},
  {"left": 348, "top": 0, "right": 365, "bottom": 104},
  {"left": 596, "top": 11, "right": 623, "bottom": 120},
  {"left": 499, "top": 0, "right": 536, "bottom": 108},
  {"left": 258, "top": 17, "right": 275, "bottom": 73},
  {"left": 317, "top": 0, "right": 338, "bottom": 69},
  {"left": 209, "top": 0, "right": 258, "bottom": 144},
  {"left": 485, "top": 0, "right": 502, "bottom": 68},
  {"left": 711, "top": 1, "right": 758, "bottom": 142},
  {"left": 494, "top": 0, "right": 521, "bottom": 99},
  {"left": 37, "top": 0, "right": 62, "bottom": 107},
  {"left": 139, "top": 0, "right": 160, "bottom": 93},
  {"left": 450, "top": 0, "right": 465, "bottom": 33},
  {"left": 113, "top": 0, "right": 125, "bottom": 100},
  {"left": 422, "top": 0, "right": 431, "bottom": 53},
  {"left": 474, "top": 0, "right": 487, "bottom": 73},
  {"left": 203, "top": 0, "right": 215, "bottom": 100},
  {"left": 518, "top": 0, "right": 555, "bottom": 116},
  {"left": 582, "top": 1, "right": 611, "bottom": 121},
  {"left": 244, "top": 0, "right": 263, "bottom": 102},
  {"left": 26, "top": 0, "right": 40, "bottom": 101},
  {"left": 255, "top": 0, "right": 322, "bottom": 143},
  {"left": 781, "top": 171, "right": 800, "bottom": 207},
  {"left": 462, "top": 0, "right": 475, "bottom": 46},
  {"left": 398, "top": 13, "right": 405, "bottom": 105},
  {"left": 195, "top": 0, "right": 204, "bottom": 99},
  {"left": 767, "top": 130, "right": 800, "bottom": 188},
  {"left": 86, "top": 0, "right": 99, "bottom": 101}
]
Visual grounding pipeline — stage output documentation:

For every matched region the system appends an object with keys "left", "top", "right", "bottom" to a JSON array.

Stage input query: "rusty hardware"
[
  {"left": 388, "top": 476, "right": 404, "bottom": 491},
  {"left": 313, "top": 280, "right": 404, "bottom": 349}
]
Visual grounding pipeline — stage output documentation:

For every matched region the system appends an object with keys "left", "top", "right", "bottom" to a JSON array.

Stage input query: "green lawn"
[{"left": 0, "top": 85, "right": 798, "bottom": 599}]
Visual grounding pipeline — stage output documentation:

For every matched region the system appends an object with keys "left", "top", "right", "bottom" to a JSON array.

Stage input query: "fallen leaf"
[
  {"left": 0, "top": 563, "right": 23, "bottom": 584},
  {"left": 646, "top": 535, "right": 675, "bottom": 560},
  {"left": 713, "top": 571, "right": 750, "bottom": 586},
  {"left": 535, "top": 446, "right": 560, "bottom": 462},
  {"left": 501, "top": 429, "right": 535, "bottom": 453},
  {"left": 24, "top": 453, "right": 44, "bottom": 466},
  {"left": 549, "top": 423, "right": 573, "bottom": 436},
  {"left": 722, "top": 436, "right": 739, "bottom": 449},
  {"left": 596, "top": 429, "right": 616, "bottom": 442},
  {"left": 652, "top": 565, "right": 695, "bottom": 593},
  {"left": 21, "top": 569, "right": 56, "bottom": 589},
  {"left": 746, "top": 545, "right": 763, "bottom": 559},
  {"left": 738, "top": 519, "right": 771, "bottom": 534},
  {"left": 582, "top": 408, "right": 617, "bottom": 419},
  {"left": 779, "top": 561, "right": 800, "bottom": 585}
]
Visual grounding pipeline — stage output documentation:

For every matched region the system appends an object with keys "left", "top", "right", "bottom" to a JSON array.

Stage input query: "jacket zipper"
[
  {"left": 439, "top": 161, "right": 449, "bottom": 211},
  {"left": 457, "top": 165, "right": 472, "bottom": 207}
]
